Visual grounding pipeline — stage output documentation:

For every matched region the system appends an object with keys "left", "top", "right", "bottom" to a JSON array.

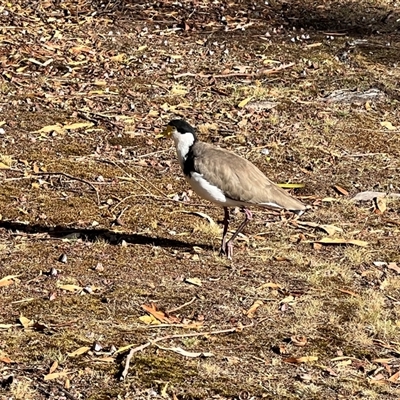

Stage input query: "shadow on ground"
[{"left": 0, "top": 220, "right": 212, "bottom": 250}]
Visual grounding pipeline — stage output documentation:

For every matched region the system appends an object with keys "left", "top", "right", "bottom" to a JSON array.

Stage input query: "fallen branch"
[
  {"left": 120, "top": 326, "right": 246, "bottom": 380},
  {"left": 174, "top": 63, "right": 294, "bottom": 80},
  {"left": 167, "top": 296, "right": 196, "bottom": 314}
]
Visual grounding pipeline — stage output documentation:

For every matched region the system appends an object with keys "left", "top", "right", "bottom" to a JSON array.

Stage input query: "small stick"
[
  {"left": 167, "top": 296, "right": 196, "bottom": 314},
  {"left": 174, "top": 63, "right": 294, "bottom": 80},
  {"left": 120, "top": 326, "right": 242, "bottom": 380},
  {"left": 2, "top": 172, "right": 100, "bottom": 205}
]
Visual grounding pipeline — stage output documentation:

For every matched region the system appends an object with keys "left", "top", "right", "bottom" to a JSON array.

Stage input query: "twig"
[
  {"left": 2, "top": 172, "right": 100, "bottom": 205},
  {"left": 174, "top": 63, "right": 294, "bottom": 80},
  {"left": 167, "top": 296, "right": 196, "bottom": 314},
  {"left": 120, "top": 326, "right": 244, "bottom": 380}
]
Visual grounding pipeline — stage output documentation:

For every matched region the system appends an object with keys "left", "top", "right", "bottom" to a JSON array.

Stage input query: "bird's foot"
[{"left": 219, "top": 242, "right": 234, "bottom": 260}]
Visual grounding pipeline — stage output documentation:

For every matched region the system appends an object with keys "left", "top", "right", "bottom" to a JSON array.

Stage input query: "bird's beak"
[{"left": 160, "top": 125, "right": 174, "bottom": 138}]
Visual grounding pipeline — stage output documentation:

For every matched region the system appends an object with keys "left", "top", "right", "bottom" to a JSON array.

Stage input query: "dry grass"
[{"left": 0, "top": 0, "right": 400, "bottom": 399}]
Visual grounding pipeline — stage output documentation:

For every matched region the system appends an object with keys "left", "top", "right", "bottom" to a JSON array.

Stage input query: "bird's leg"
[
  {"left": 225, "top": 208, "right": 252, "bottom": 259},
  {"left": 220, "top": 207, "right": 230, "bottom": 255}
]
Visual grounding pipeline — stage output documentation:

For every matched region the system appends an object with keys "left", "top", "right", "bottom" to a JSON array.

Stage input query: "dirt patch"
[{"left": 1, "top": 0, "right": 400, "bottom": 399}]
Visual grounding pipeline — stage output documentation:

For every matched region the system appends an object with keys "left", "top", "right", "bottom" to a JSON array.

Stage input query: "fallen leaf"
[
  {"left": 156, "top": 345, "right": 213, "bottom": 358},
  {"left": 387, "top": 263, "right": 400, "bottom": 274},
  {"left": 57, "top": 284, "right": 83, "bottom": 292},
  {"left": 373, "top": 358, "right": 395, "bottom": 364},
  {"left": 283, "top": 356, "right": 318, "bottom": 363},
  {"left": 256, "top": 282, "right": 283, "bottom": 290},
  {"left": 184, "top": 277, "right": 202, "bottom": 287},
  {"left": 238, "top": 96, "right": 253, "bottom": 108},
  {"left": 139, "top": 315, "right": 161, "bottom": 325},
  {"left": 98, "top": 356, "right": 115, "bottom": 362},
  {"left": 63, "top": 122, "right": 94, "bottom": 130},
  {"left": 375, "top": 196, "right": 387, "bottom": 214},
  {"left": 19, "top": 315, "right": 34, "bottom": 328},
  {"left": 380, "top": 121, "right": 396, "bottom": 130},
  {"left": 33, "top": 124, "right": 65, "bottom": 134},
  {"left": 114, "top": 344, "right": 135, "bottom": 354},
  {"left": 295, "top": 221, "right": 343, "bottom": 235},
  {"left": 0, "top": 356, "right": 12, "bottom": 363},
  {"left": 291, "top": 336, "right": 308, "bottom": 347},
  {"left": 313, "top": 242, "right": 323, "bottom": 250},
  {"left": 280, "top": 295, "right": 295, "bottom": 304},
  {"left": 68, "top": 346, "right": 90, "bottom": 357},
  {"left": 44, "top": 371, "right": 69, "bottom": 381},
  {"left": 277, "top": 183, "right": 305, "bottom": 189},
  {"left": 388, "top": 370, "right": 400, "bottom": 383},
  {"left": 170, "top": 85, "right": 188, "bottom": 96},
  {"left": 246, "top": 300, "right": 263, "bottom": 318},
  {"left": 142, "top": 303, "right": 171, "bottom": 323},
  {"left": 0, "top": 162, "right": 10, "bottom": 169},
  {"left": 0, "top": 324, "right": 14, "bottom": 329},
  {"left": 333, "top": 185, "right": 349, "bottom": 196},
  {"left": 49, "top": 361, "right": 58, "bottom": 374},
  {"left": 110, "top": 53, "right": 126, "bottom": 62},
  {"left": 0, "top": 275, "right": 19, "bottom": 287},
  {"left": 337, "top": 288, "right": 359, "bottom": 297}
]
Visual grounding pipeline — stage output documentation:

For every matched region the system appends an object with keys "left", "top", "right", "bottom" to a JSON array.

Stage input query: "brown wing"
[{"left": 191, "top": 142, "right": 305, "bottom": 211}]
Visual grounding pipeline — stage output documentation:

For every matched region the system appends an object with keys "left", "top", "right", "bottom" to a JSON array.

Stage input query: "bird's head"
[{"left": 161, "top": 119, "right": 197, "bottom": 141}]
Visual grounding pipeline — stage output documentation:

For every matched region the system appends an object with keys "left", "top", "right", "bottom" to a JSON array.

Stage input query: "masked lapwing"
[{"left": 162, "top": 119, "right": 307, "bottom": 259}]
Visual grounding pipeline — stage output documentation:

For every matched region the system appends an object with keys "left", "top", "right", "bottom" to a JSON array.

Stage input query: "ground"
[{"left": 1, "top": 0, "right": 400, "bottom": 399}]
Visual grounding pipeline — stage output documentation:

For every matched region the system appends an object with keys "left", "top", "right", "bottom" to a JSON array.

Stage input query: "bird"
[{"left": 162, "top": 119, "right": 307, "bottom": 259}]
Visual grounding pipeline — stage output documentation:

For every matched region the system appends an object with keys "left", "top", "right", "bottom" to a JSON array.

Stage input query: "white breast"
[{"left": 187, "top": 172, "right": 242, "bottom": 207}]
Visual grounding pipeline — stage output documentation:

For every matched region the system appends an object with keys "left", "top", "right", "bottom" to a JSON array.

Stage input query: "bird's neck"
[{"left": 172, "top": 131, "right": 196, "bottom": 170}]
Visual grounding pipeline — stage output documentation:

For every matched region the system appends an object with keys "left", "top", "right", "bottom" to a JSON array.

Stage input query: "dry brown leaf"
[
  {"left": 170, "top": 85, "right": 188, "bottom": 96},
  {"left": 44, "top": 371, "right": 69, "bottom": 381},
  {"left": 142, "top": 303, "right": 171, "bottom": 323},
  {"left": 246, "top": 300, "right": 263, "bottom": 318},
  {"left": 139, "top": 315, "right": 161, "bottom": 325},
  {"left": 57, "top": 284, "right": 82, "bottom": 292},
  {"left": 372, "top": 358, "right": 395, "bottom": 364},
  {"left": 49, "top": 360, "right": 58, "bottom": 374},
  {"left": 0, "top": 162, "right": 10, "bottom": 169},
  {"left": 0, "top": 324, "right": 14, "bottom": 329},
  {"left": 63, "top": 122, "right": 94, "bottom": 130},
  {"left": 296, "top": 221, "right": 343, "bottom": 235},
  {"left": 157, "top": 345, "right": 214, "bottom": 358},
  {"left": 68, "top": 346, "right": 90, "bottom": 357},
  {"left": 388, "top": 370, "right": 400, "bottom": 383},
  {"left": 375, "top": 196, "right": 387, "bottom": 214},
  {"left": 283, "top": 356, "right": 318, "bottom": 363},
  {"left": 0, "top": 356, "right": 12, "bottom": 363},
  {"left": 291, "top": 336, "right": 308, "bottom": 347},
  {"left": 280, "top": 296, "right": 295, "bottom": 304},
  {"left": 337, "top": 288, "right": 359, "bottom": 297},
  {"left": 387, "top": 263, "right": 400, "bottom": 274},
  {"left": 110, "top": 53, "right": 126, "bottom": 62},
  {"left": 0, "top": 275, "right": 19, "bottom": 287},
  {"left": 333, "top": 185, "right": 349, "bottom": 196},
  {"left": 98, "top": 356, "right": 115, "bottom": 362},
  {"left": 19, "top": 315, "right": 34, "bottom": 328},
  {"left": 184, "top": 277, "right": 202, "bottom": 287},
  {"left": 380, "top": 121, "right": 396, "bottom": 130},
  {"left": 33, "top": 124, "right": 65, "bottom": 134},
  {"left": 238, "top": 96, "right": 253, "bottom": 108},
  {"left": 256, "top": 282, "right": 282, "bottom": 290}
]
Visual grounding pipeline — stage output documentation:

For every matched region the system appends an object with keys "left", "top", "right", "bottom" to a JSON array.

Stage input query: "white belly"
[{"left": 187, "top": 172, "right": 243, "bottom": 207}]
